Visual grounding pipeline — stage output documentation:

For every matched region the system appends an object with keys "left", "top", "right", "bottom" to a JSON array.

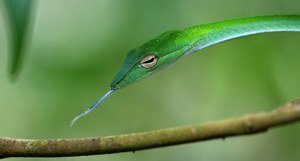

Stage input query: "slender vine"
[{"left": 0, "top": 98, "right": 300, "bottom": 159}]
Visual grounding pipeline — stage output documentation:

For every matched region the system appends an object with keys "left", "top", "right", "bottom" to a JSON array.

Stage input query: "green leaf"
[{"left": 4, "top": 0, "right": 33, "bottom": 79}]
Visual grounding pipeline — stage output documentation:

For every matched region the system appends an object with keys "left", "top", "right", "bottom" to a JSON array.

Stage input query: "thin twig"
[{"left": 1, "top": 98, "right": 300, "bottom": 159}]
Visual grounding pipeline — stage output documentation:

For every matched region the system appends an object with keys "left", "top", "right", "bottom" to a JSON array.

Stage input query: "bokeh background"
[{"left": 1, "top": 0, "right": 300, "bottom": 161}]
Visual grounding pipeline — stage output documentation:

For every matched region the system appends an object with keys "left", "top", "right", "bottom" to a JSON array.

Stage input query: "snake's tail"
[{"left": 69, "top": 89, "right": 115, "bottom": 127}]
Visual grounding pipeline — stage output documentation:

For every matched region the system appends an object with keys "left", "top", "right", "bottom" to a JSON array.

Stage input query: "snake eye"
[{"left": 140, "top": 54, "right": 158, "bottom": 69}]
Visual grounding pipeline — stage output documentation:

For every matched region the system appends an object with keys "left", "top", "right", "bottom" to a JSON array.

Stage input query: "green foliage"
[{"left": 4, "top": 0, "right": 33, "bottom": 78}]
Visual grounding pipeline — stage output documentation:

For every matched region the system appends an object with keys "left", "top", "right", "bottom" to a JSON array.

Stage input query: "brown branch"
[{"left": 1, "top": 98, "right": 300, "bottom": 159}]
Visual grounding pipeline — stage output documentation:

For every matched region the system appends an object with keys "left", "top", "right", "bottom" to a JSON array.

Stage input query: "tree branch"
[{"left": 1, "top": 98, "right": 300, "bottom": 159}]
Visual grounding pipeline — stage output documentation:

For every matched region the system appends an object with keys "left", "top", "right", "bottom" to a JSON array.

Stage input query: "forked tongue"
[{"left": 70, "top": 89, "right": 114, "bottom": 126}]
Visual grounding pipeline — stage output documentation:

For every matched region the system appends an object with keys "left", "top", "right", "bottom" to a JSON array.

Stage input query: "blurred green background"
[{"left": 1, "top": 0, "right": 300, "bottom": 161}]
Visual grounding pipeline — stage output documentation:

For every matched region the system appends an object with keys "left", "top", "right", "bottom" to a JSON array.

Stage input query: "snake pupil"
[{"left": 142, "top": 58, "right": 154, "bottom": 64}]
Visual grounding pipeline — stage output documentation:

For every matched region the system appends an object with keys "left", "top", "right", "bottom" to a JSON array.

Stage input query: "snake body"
[{"left": 70, "top": 15, "right": 300, "bottom": 126}]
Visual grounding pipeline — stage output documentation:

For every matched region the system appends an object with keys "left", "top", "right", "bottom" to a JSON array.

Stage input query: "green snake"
[{"left": 70, "top": 15, "right": 300, "bottom": 126}]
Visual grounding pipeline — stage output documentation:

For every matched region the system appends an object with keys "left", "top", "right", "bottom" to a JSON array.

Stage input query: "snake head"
[
  {"left": 110, "top": 30, "right": 191, "bottom": 90},
  {"left": 71, "top": 30, "right": 191, "bottom": 126}
]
